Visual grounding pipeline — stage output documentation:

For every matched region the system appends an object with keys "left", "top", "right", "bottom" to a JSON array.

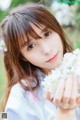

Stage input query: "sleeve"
[
  {"left": 75, "top": 107, "right": 80, "bottom": 120},
  {"left": 6, "top": 108, "right": 39, "bottom": 120}
]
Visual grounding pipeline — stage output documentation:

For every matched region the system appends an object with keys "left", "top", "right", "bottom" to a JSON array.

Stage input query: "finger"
[
  {"left": 69, "top": 76, "right": 78, "bottom": 109},
  {"left": 44, "top": 90, "right": 51, "bottom": 100},
  {"left": 53, "top": 80, "right": 65, "bottom": 104},
  {"left": 76, "top": 93, "right": 80, "bottom": 106},
  {"left": 77, "top": 77, "right": 80, "bottom": 93},
  {"left": 63, "top": 75, "right": 72, "bottom": 103},
  {"left": 76, "top": 77, "right": 80, "bottom": 106},
  {"left": 70, "top": 76, "right": 78, "bottom": 104}
]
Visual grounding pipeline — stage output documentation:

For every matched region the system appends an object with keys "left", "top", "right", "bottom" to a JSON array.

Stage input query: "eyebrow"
[
  {"left": 21, "top": 26, "right": 49, "bottom": 48},
  {"left": 40, "top": 26, "right": 49, "bottom": 33}
]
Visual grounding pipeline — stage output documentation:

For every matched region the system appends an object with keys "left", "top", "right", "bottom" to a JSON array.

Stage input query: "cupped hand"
[{"left": 44, "top": 75, "right": 80, "bottom": 110}]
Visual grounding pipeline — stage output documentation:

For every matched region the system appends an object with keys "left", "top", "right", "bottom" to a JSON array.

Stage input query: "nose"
[{"left": 41, "top": 41, "right": 53, "bottom": 55}]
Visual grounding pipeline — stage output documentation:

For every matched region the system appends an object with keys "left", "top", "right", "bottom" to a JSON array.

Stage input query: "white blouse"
[{"left": 5, "top": 69, "right": 80, "bottom": 120}]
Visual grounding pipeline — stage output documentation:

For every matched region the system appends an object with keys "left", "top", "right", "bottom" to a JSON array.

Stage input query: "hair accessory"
[{"left": 0, "top": 39, "right": 7, "bottom": 52}]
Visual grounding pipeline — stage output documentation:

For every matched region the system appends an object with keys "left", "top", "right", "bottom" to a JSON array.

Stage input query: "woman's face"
[{"left": 21, "top": 23, "right": 63, "bottom": 75}]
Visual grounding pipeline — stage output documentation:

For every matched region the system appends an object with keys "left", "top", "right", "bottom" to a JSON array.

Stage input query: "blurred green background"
[
  {"left": 0, "top": 52, "right": 6, "bottom": 98},
  {"left": 0, "top": 0, "right": 80, "bottom": 110}
]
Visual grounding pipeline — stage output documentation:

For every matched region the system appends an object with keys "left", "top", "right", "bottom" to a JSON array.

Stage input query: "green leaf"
[{"left": 74, "top": 40, "right": 80, "bottom": 49}]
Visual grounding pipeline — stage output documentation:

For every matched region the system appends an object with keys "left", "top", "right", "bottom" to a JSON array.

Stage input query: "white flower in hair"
[
  {"left": 42, "top": 49, "right": 80, "bottom": 98},
  {"left": 0, "top": 39, "right": 7, "bottom": 51}
]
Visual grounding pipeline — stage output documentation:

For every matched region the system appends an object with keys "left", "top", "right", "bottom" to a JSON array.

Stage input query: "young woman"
[{"left": 1, "top": 3, "right": 80, "bottom": 120}]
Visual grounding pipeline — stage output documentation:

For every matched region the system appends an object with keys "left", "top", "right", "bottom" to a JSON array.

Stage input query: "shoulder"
[
  {"left": 5, "top": 82, "right": 38, "bottom": 119},
  {"left": 5, "top": 82, "right": 33, "bottom": 112},
  {"left": 5, "top": 83, "right": 26, "bottom": 109}
]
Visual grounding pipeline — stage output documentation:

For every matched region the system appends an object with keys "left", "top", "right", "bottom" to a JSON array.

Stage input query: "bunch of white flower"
[{"left": 42, "top": 49, "right": 80, "bottom": 98}]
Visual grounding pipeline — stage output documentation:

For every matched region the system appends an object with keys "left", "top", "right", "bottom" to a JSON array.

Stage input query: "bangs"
[
  {"left": 18, "top": 22, "right": 47, "bottom": 49},
  {"left": 6, "top": 4, "right": 59, "bottom": 54},
  {"left": 19, "top": 22, "right": 44, "bottom": 49},
  {"left": 8, "top": 10, "right": 54, "bottom": 51}
]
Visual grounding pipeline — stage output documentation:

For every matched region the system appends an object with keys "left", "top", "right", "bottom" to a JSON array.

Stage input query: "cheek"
[
  {"left": 50, "top": 35, "right": 62, "bottom": 49},
  {"left": 24, "top": 52, "right": 41, "bottom": 64},
  {"left": 55, "top": 35, "right": 63, "bottom": 49}
]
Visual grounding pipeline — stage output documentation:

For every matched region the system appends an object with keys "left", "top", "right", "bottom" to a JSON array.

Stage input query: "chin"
[{"left": 51, "top": 59, "right": 62, "bottom": 69}]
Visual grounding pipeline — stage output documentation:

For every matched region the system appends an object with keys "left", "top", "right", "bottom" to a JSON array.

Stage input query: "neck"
[{"left": 40, "top": 68, "right": 52, "bottom": 76}]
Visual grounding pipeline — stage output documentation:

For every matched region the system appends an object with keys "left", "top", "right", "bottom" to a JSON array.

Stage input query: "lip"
[{"left": 47, "top": 52, "right": 58, "bottom": 62}]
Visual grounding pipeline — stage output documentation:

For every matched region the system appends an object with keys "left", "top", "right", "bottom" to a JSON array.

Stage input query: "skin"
[
  {"left": 21, "top": 23, "right": 80, "bottom": 118},
  {"left": 21, "top": 23, "right": 63, "bottom": 75},
  {"left": 45, "top": 75, "right": 79, "bottom": 109}
]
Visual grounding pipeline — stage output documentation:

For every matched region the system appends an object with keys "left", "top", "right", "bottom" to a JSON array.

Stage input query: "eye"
[
  {"left": 27, "top": 43, "right": 36, "bottom": 51},
  {"left": 44, "top": 31, "right": 51, "bottom": 37}
]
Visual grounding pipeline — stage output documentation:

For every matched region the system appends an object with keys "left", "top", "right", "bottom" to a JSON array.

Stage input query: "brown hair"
[{"left": 1, "top": 3, "right": 73, "bottom": 111}]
